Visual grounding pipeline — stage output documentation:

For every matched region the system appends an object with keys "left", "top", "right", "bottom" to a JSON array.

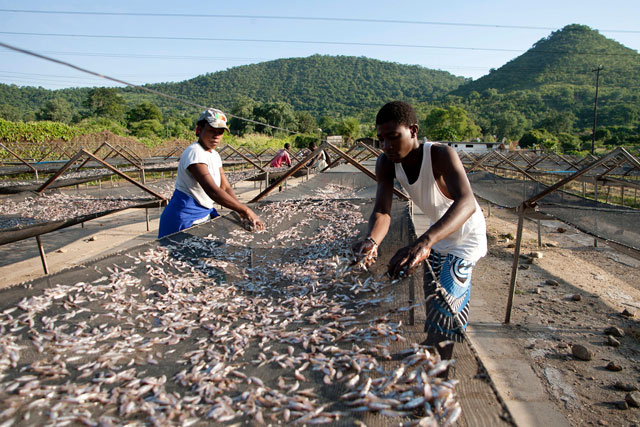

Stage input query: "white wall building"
[{"left": 435, "top": 140, "right": 504, "bottom": 153}]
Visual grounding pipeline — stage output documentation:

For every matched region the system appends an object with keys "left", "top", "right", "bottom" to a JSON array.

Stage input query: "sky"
[{"left": 0, "top": 0, "right": 639, "bottom": 91}]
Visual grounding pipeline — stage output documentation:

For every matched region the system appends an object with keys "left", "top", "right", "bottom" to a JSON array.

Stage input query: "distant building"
[{"left": 437, "top": 141, "right": 502, "bottom": 153}]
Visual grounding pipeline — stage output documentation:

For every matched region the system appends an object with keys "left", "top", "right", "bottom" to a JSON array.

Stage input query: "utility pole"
[{"left": 591, "top": 65, "right": 603, "bottom": 155}]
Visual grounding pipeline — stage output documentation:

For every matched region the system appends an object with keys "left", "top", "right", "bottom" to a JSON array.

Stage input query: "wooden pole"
[
  {"left": 505, "top": 204, "right": 526, "bottom": 324},
  {"left": 325, "top": 142, "right": 409, "bottom": 200},
  {"left": 35, "top": 235, "right": 49, "bottom": 274}
]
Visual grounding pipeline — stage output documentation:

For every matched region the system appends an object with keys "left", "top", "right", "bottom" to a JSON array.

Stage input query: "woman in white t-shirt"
[{"left": 158, "top": 108, "right": 264, "bottom": 238}]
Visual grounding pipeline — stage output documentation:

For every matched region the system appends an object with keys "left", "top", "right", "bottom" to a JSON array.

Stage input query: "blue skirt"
[
  {"left": 424, "top": 252, "right": 474, "bottom": 342},
  {"left": 158, "top": 190, "right": 219, "bottom": 238}
]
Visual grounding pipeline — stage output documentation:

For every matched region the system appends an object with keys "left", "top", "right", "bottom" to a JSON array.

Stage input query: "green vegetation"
[{"left": 0, "top": 25, "right": 639, "bottom": 154}]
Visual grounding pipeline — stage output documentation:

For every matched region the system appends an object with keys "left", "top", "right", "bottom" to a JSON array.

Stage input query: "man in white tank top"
[{"left": 353, "top": 101, "right": 487, "bottom": 372}]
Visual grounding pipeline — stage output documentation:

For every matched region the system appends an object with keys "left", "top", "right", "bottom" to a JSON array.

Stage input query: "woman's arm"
[{"left": 188, "top": 163, "right": 264, "bottom": 230}]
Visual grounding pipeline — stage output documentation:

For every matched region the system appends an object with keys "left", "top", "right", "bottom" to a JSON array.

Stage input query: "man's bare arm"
[
  {"left": 418, "top": 145, "right": 477, "bottom": 247},
  {"left": 387, "top": 145, "right": 477, "bottom": 277}
]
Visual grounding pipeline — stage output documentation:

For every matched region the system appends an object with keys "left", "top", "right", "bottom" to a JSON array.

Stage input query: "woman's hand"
[
  {"left": 241, "top": 208, "right": 265, "bottom": 232},
  {"left": 352, "top": 237, "right": 378, "bottom": 268},
  {"left": 387, "top": 240, "right": 431, "bottom": 279}
]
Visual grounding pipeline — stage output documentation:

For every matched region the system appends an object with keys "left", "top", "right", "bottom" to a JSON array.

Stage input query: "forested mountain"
[
  {"left": 0, "top": 55, "right": 467, "bottom": 120},
  {"left": 454, "top": 24, "right": 640, "bottom": 95},
  {"left": 449, "top": 24, "right": 640, "bottom": 137},
  {"left": 141, "top": 55, "right": 467, "bottom": 117}
]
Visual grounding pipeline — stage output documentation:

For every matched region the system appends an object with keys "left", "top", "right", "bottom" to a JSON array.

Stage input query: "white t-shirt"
[
  {"left": 175, "top": 142, "right": 222, "bottom": 209},
  {"left": 394, "top": 142, "right": 487, "bottom": 262}
]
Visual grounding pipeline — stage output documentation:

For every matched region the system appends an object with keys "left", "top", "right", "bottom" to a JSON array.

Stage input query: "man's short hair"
[
  {"left": 284, "top": 143, "right": 291, "bottom": 149},
  {"left": 376, "top": 101, "right": 418, "bottom": 127}
]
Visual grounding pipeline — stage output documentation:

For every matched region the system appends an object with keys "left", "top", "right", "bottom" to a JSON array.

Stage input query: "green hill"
[
  {"left": 449, "top": 24, "right": 640, "bottom": 137},
  {"left": 0, "top": 55, "right": 467, "bottom": 120},
  {"left": 143, "top": 55, "right": 467, "bottom": 116},
  {"left": 454, "top": 24, "right": 640, "bottom": 95}
]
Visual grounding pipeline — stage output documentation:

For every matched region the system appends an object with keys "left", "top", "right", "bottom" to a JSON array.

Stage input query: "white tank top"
[{"left": 394, "top": 142, "right": 487, "bottom": 262}]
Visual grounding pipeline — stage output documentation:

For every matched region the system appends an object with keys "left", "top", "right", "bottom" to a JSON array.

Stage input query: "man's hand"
[
  {"left": 352, "top": 237, "right": 378, "bottom": 268},
  {"left": 242, "top": 208, "right": 265, "bottom": 232},
  {"left": 387, "top": 241, "right": 431, "bottom": 279}
]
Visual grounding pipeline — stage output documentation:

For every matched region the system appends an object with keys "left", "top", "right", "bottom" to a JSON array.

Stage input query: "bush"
[
  {"left": 129, "top": 119, "right": 164, "bottom": 138},
  {"left": 519, "top": 129, "right": 558, "bottom": 151},
  {"left": 0, "top": 119, "right": 79, "bottom": 143},
  {"left": 75, "top": 117, "right": 130, "bottom": 136}
]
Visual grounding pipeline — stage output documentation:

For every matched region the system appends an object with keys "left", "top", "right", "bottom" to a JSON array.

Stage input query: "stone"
[
  {"left": 544, "top": 242, "right": 558, "bottom": 247},
  {"left": 571, "top": 294, "right": 582, "bottom": 302},
  {"left": 557, "top": 227, "right": 567, "bottom": 233},
  {"left": 571, "top": 344, "right": 593, "bottom": 361},
  {"left": 604, "top": 326, "right": 625, "bottom": 337},
  {"left": 615, "top": 400, "right": 629, "bottom": 410},
  {"left": 535, "top": 288, "right": 542, "bottom": 294},
  {"left": 606, "top": 361, "right": 623, "bottom": 372},
  {"left": 597, "top": 420, "right": 608, "bottom": 426},
  {"left": 507, "top": 243, "right": 516, "bottom": 248},
  {"left": 530, "top": 251, "right": 544, "bottom": 259},
  {"left": 519, "top": 264, "right": 530, "bottom": 270},
  {"left": 88, "top": 236, "right": 98, "bottom": 242},
  {"left": 546, "top": 279, "right": 560, "bottom": 287},
  {"left": 614, "top": 381, "right": 638, "bottom": 392},
  {"left": 56, "top": 248, "right": 66, "bottom": 253},
  {"left": 621, "top": 308, "right": 635, "bottom": 318},
  {"left": 558, "top": 342, "right": 569, "bottom": 349},
  {"left": 625, "top": 391, "right": 640, "bottom": 408},
  {"left": 607, "top": 335, "right": 621, "bottom": 347}
]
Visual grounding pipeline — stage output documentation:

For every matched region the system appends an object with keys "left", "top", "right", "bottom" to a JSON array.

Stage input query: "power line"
[
  {"left": 0, "top": 41, "right": 300, "bottom": 134},
  {"left": 0, "top": 8, "right": 639, "bottom": 34},
  {"left": 2, "top": 30, "right": 638, "bottom": 57}
]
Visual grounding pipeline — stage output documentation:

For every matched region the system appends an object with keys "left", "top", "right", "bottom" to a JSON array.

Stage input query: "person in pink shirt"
[{"left": 270, "top": 143, "right": 292, "bottom": 167}]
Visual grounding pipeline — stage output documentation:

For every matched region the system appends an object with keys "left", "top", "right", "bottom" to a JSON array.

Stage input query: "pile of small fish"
[
  {"left": 0, "top": 191, "right": 163, "bottom": 229},
  {"left": 0, "top": 184, "right": 460, "bottom": 426}
]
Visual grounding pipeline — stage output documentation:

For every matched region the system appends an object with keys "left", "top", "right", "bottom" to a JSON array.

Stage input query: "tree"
[
  {"left": 491, "top": 111, "right": 530, "bottom": 141},
  {"left": 318, "top": 116, "right": 340, "bottom": 136},
  {"left": 534, "top": 110, "right": 576, "bottom": 134},
  {"left": 337, "top": 117, "right": 361, "bottom": 143},
  {"left": 253, "top": 102, "right": 298, "bottom": 135},
  {"left": 422, "top": 106, "right": 481, "bottom": 141},
  {"left": 85, "top": 88, "right": 126, "bottom": 122},
  {"left": 0, "top": 104, "right": 21, "bottom": 121},
  {"left": 229, "top": 96, "right": 257, "bottom": 135},
  {"left": 558, "top": 132, "right": 580, "bottom": 153},
  {"left": 126, "top": 102, "right": 162, "bottom": 123},
  {"left": 295, "top": 111, "right": 317, "bottom": 134},
  {"left": 519, "top": 129, "right": 558, "bottom": 151},
  {"left": 37, "top": 98, "right": 72, "bottom": 124},
  {"left": 128, "top": 119, "right": 164, "bottom": 138}
]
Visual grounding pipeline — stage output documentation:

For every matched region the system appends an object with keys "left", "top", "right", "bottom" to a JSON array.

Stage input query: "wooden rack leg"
[
  {"left": 537, "top": 219, "right": 542, "bottom": 248},
  {"left": 505, "top": 204, "right": 525, "bottom": 324},
  {"left": 35, "top": 235, "right": 49, "bottom": 274},
  {"left": 146, "top": 208, "right": 150, "bottom": 232}
]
